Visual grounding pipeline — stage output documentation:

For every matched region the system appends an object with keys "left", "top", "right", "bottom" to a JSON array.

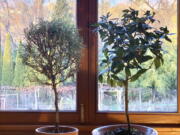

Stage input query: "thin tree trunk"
[
  {"left": 124, "top": 77, "right": 131, "bottom": 135},
  {"left": 52, "top": 83, "right": 60, "bottom": 133}
]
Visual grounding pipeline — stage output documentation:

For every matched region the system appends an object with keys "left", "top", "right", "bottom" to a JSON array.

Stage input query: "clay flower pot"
[
  {"left": 35, "top": 126, "right": 78, "bottom": 135},
  {"left": 92, "top": 124, "right": 158, "bottom": 135}
]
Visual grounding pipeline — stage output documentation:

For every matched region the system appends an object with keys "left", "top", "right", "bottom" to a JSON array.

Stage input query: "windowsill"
[{"left": 0, "top": 124, "right": 180, "bottom": 135}]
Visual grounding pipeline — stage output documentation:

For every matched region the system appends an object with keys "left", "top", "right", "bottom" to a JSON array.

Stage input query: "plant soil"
[
  {"left": 104, "top": 128, "right": 145, "bottom": 135},
  {"left": 41, "top": 127, "right": 72, "bottom": 133}
]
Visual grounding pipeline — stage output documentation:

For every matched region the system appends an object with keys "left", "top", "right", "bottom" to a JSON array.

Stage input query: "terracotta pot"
[
  {"left": 35, "top": 126, "right": 78, "bottom": 135},
  {"left": 92, "top": 124, "right": 158, "bottom": 135}
]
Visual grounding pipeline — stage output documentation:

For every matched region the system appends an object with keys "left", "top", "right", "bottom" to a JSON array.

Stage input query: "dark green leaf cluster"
[
  {"left": 21, "top": 20, "right": 83, "bottom": 86},
  {"left": 94, "top": 8, "right": 172, "bottom": 86}
]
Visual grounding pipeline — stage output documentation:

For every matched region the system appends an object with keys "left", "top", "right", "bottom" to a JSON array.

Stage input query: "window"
[
  {"left": 0, "top": 0, "right": 88, "bottom": 124},
  {"left": 98, "top": 0, "right": 177, "bottom": 112},
  {"left": 88, "top": 0, "right": 180, "bottom": 124},
  {"left": 0, "top": 0, "right": 76, "bottom": 111},
  {"left": 0, "top": 0, "right": 179, "bottom": 125}
]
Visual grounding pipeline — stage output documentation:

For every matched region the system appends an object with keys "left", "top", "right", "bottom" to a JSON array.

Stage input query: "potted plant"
[
  {"left": 20, "top": 19, "right": 83, "bottom": 134},
  {"left": 92, "top": 8, "right": 172, "bottom": 135}
]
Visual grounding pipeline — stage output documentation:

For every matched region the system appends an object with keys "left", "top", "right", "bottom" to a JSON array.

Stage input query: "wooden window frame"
[
  {"left": 0, "top": 0, "right": 90, "bottom": 125},
  {"left": 88, "top": 0, "right": 180, "bottom": 125},
  {"left": 0, "top": 0, "right": 180, "bottom": 126}
]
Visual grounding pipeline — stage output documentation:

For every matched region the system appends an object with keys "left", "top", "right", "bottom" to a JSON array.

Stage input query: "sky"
[
  {"left": 109, "top": 0, "right": 121, "bottom": 5},
  {"left": 98, "top": 0, "right": 122, "bottom": 5},
  {"left": 98, "top": 0, "right": 173, "bottom": 6}
]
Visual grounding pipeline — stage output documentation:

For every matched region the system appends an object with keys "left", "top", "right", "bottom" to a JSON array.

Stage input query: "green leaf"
[
  {"left": 144, "top": 10, "right": 151, "bottom": 16},
  {"left": 107, "top": 77, "right": 116, "bottom": 87},
  {"left": 111, "top": 74, "right": 120, "bottom": 81},
  {"left": 160, "top": 26, "right": 169, "bottom": 34},
  {"left": 112, "top": 63, "right": 124, "bottom": 74},
  {"left": 102, "top": 59, "right": 108, "bottom": 64},
  {"left": 123, "top": 9, "right": 130, "bottom": 13},
  {"left": 100, "top": 23, "right": 108, "bottom": 29},
  {"left": 137, "top": 55, "right": 153, "bottom": 63},
  {"left": 160, "top": 56, "right": 164, "bottom": 65},
  {"left": 107, "top": 36, "right": 114, "bottom": 45},
  {"left": 125, "top": 68, "right": 131, "bottom": 77},
  {"left": 91, "top": 23, "right": 99, "bottom": 28},
  {"left": 99, "top": 29, "right": 106, "bottom": 39},
  {"left": 103, "top": 48, "right": 109, "bottom": 59},
  {"left": 154, "top": 57, "right": 161, "bottom": 69},
  {"left": 111, "top": 58, "right": 124, "bottom": 73},
  {"left": 98, "top": 74, "right": 103, "bottom": 83},
  {"left": 165, "top": 35, "right": 172, "bottom": 42},
  {"left": 94, "top": 8, "right": 172, "bottom": 85},
  {"left": 130, "top": 69, "right": 148, "bottom": 82}
]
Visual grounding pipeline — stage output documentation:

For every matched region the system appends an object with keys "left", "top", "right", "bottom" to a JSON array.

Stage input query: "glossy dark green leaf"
[
  {"left": 125, "top": 68, "right": 131, "bottom": 77},
  {"left": 93, "top": 8, "right": 171, "bottom": 85},
  {"left": 102, "top": 59, "right": 108, "bottom": 64},
  {"left": 137, "top": 55, "right": 153, "bottom": 63},
  {"left": 165, "top": 35, "right": 172, "bottom": 42},
  {"left": 100, "top": 23, "right": 108, "bottom": 29},
  {"left": 123, "top": 9, "right": 130, "bottom": 13},
  {"left": 111, "top": 61, "right": 124, "bottom": 74},
  {"left": 108, "top": 36, "right": 114, "bottom": 45},
  {"left": 144, "top": 10, "right": 151, "bottom": 16},
  {"left": 99, "top": 29, "right": 106, "bottom": 39},
  {"left": 160, "top": 26, "right": 169, "bottom": 34}
]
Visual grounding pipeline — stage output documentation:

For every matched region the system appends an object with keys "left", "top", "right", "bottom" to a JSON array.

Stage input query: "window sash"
[
  {"left": 0, "top": 0, "right": 180, "bottom": 125},
  {"left": 88, "top": 0, "right": 180, "bottom": 124},
  {"left": 0, "top": 0, "right": 89, "bottom": 124}
]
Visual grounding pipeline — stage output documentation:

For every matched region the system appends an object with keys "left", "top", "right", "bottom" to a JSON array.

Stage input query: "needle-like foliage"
[{"left": 21, "top": 19, "right": 83, "bottom": 133}]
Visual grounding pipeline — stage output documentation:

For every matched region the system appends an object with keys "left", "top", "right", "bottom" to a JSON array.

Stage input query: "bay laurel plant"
[
  {"left": 94, "top": 8, "right": 172, "bottom": 134},
  {"left": 21, "top": 20, "right": 83, "bottom": 133}
]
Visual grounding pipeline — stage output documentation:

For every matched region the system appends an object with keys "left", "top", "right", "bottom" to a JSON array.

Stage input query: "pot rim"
[
  {"left": 35, "top": 125, "right": 79, "bottom": 134},
  {"left": 92, "top": 124, "right": 158, "bottom": 135}
]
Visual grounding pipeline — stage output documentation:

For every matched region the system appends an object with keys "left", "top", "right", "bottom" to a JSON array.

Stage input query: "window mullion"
[
  {"left": 77, "top": 0, "right": 90, "bottom": 124},
  {"left": 88, "top": 0, "right": 98, "bottom": 124}
]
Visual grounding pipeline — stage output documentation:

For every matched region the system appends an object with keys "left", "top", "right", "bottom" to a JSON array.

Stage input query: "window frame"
[
  {"left": 88, "top": 0, "right": 180, "bottom": 125},
  {"left": 0, "top": 0, "right": 89, "bottom": 125},
  {"left": 0, "top": 0, "right": 180, "bottom": 125}
]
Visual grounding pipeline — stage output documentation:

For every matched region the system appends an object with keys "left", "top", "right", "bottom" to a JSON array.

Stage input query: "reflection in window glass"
[
  {"left": 0, "top": 0, "right": 76, "bottom": 111},
  {"left": 98, "top": 0, "right": 177, "bottom": 112}
]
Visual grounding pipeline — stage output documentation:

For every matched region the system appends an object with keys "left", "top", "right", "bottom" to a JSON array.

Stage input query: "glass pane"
[
  {"left": 0, "top": 0, "right": 76, "bottom": 111},
  {"left": 98, "top": 0, "right": 177, "bottom": 112}
]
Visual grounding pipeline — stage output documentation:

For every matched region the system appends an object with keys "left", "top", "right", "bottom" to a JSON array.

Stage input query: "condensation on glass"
[
  {"left": 98, "top": 0, "right": 177, "bottom": 112},
  {"left": 0, "top": 0, "right": 76, "bottom": 111}
]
